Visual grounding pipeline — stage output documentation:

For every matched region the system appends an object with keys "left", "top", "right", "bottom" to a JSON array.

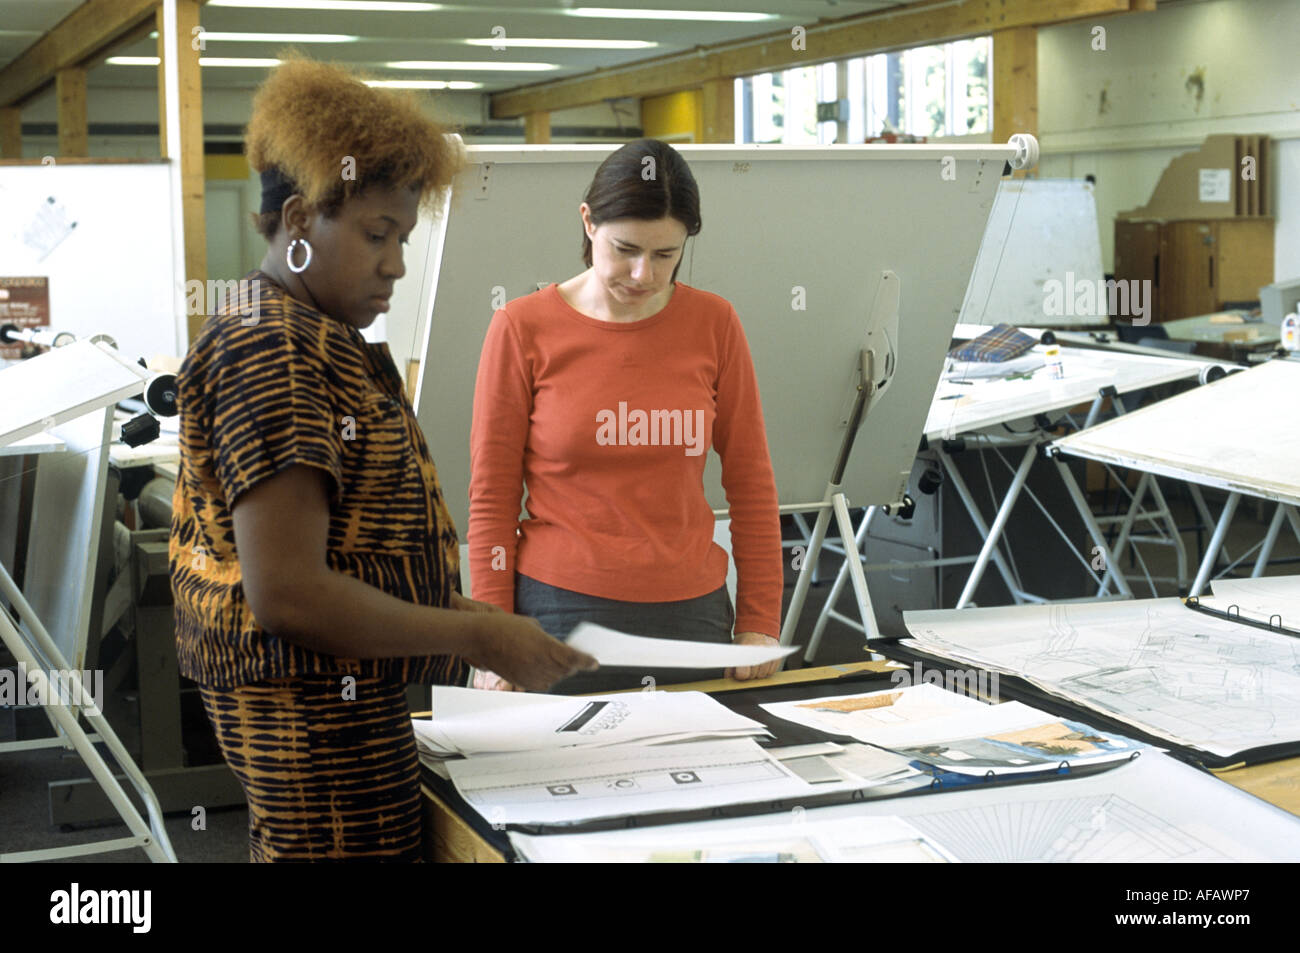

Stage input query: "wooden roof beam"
[
  {"left": 492, "top": 0, "right": 1153, "bottom": 119},
  {"left": 0, "top": 0, "right": 163, "bottom": 108}
]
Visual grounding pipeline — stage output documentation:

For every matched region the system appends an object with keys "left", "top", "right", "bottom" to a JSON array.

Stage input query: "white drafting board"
[
  {"left": 925, "top": 344, "right": 1221, "bottom": 440},
  {"left": 509, "top": 752, "right": 1300, "bottom": 862},
  {"left": 0, "top": 338, "right": 148, "bottom": 447},
  {"left": 1052, "top": 359, "right": 1300, "bottom": 505},
  {"left": 411, "top": 143, "right": 1014, "bottom": 532},
  {"left": 0, "top": 340, "right": 149, "bottom": 674},
  {"left": 18, "top": 408, "right": 114, "bottom": 674},
  {"left": 0, "top": 162, "right": 183, "bottom": 367},
  {"left": 960, "top": 179, "right": 1105, "bottom": 329}
]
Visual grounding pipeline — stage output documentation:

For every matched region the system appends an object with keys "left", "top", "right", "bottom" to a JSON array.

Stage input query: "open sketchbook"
[{"left": 896, "top": 578, "right": 1300, "bottom": 765}]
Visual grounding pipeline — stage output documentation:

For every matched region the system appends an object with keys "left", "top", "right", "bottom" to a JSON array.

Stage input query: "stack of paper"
[
  {"left": 414, "top": 687, "right": 770, "bottom": 762},
  {"left": 448, "top": 737, "right": 926, "bottom": 827},
  {"left": 761, "top": 684, "right": 1146, "bottom": 776}
]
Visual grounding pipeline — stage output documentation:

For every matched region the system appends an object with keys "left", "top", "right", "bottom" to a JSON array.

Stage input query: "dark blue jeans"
[{"left": 514, "top": 573, "right": 735, "bottom": 694}]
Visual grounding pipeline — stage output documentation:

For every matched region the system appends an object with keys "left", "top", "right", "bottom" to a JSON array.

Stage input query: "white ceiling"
[{"left": 0, "top": 0, "right": 907, "bottom": 95}]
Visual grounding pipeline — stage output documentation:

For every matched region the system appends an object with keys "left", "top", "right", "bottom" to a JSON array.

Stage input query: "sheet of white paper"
[
  {"left": 416, "top": 687, "right": 769, "bottom": 758},
  {"left": 565, "top": 622, "right": 797, "bottom": 669},
  {"left": 760, "top": 683, "right": 991, "bottom": 746},
  {"left": 449, "top": 739, "right": 810, "bottom": 826},
  {"left": 19, "top": 195, "right": 77, "bottom": 261},
  {"left": 1203, "top": 575, "right": 1300, "bottom": 628},
  {"left": 510, "top": 813, "right": 953, "bottom": 863}
]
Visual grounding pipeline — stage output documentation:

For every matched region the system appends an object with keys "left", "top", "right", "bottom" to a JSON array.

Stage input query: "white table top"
[
  {"left": 1052, "top": 359, "right": 1300, "bottom": 505},
  {"left": 925, "top": 342, "right": 1221, "bottom": 441}
]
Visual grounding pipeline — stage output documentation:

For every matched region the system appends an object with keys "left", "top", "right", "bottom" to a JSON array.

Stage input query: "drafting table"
[
  {"left": 1053, "top": 359, "right": 1300, "bottom": 597},
  {"left": 1162, "top": 311, "right": 1279, "bottom": 347},
  {"left": 0, "top": 339, "right": 176, "bottom": 862},
  {"left": 38, "top": 423, "right": 244, "bottom": 827},
  {"left": 803, "top": 341, "right": 1226, "bottom": 660},
  {"left": 417, "top": 661, "right": 1300, "bottom": 862}
]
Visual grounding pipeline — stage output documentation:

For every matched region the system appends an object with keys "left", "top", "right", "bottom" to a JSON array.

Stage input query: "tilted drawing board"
[
  {"left": 1052, "top": 359, "right": 1300, "bottom": 505},
  {"left": 960, "top": 178, "right": 1106, "bottom": 329},
  {"left": 0, "top": 339, "right": 150, "bottom": 672},
  {"left": 410, "top": 143, "right": 1020, "bottom": 534}
]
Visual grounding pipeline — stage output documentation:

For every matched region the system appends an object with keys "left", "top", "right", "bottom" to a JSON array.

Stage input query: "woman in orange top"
[{"left": 468, "top": 139, "right": 784, "bottom": 693}]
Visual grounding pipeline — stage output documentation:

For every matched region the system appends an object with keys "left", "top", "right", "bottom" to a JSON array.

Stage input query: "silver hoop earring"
[{"left": 286, "top": 238, "right": 313, "bottom": 274}]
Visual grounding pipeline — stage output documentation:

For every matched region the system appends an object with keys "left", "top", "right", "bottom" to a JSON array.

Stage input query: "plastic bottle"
[
  {"left": 1282, "top": 310, "right": 1299, "bottom": 352},
  {"left": 1041, "top": 330, "right": 1065, "bottom": 379}
]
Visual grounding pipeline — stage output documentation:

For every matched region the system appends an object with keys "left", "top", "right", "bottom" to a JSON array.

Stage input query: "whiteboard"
[
  {"left": 0, "top": 162, "right": 182, "bottom": 365},
  {"left": 1053, "top": 359, "right": 1300, "bottom": 504},
  {"left": 960, "top": 179, "right": 1105, "bottom": 329},
  {"left": 411, "top": 143, "right": 1015, "bottom": 533}
]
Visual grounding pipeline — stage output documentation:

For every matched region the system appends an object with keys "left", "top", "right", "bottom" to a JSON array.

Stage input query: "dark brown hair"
[
  {"left": 581, "top": 139, "right": 702, "bottom": 276},
  {"left": 245, "top": 55, "right": 464, "bottom": 240}
]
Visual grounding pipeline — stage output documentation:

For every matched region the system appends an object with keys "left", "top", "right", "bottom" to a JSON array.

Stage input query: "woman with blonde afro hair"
[{"left": 169, "top": 57, "right": 594, "bottom": 862}]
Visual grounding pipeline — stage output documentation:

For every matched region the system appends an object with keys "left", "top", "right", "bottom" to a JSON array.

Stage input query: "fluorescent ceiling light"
[
  {"left": 365, "top": 79, "right": 481, "bottom": 89},
  {"left": 106, "top": 56, "right": 285, "bottom": 67},
  {"left": 193, "top": 32, "right": 359, "bottom": 42},
  {"left": 199, "top": 57, "right": 285, "bottom": 67},
  {"left": 463, "top": 38, "right": 657, "bottom": 50},
  {"left": 208, "top": 1, "right": 441, "bottom": 10},
  {"left": 386, "top": 60, "right": 557, "bottom": 71},
  {"left": 568, "top": 7, "right": 775, "bottom": 21},
  {"left": 148, "top": 30, "right": 357, "bottom": 42}
]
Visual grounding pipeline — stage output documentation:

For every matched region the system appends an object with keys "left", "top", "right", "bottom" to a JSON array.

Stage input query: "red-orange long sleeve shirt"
[{"left": 468, "top": 282, "right": 783, "bottom": 638}]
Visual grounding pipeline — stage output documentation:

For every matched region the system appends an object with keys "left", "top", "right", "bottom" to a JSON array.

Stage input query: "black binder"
[{"left": 870, "top": 595, "right": 1300, "bottom": 771}]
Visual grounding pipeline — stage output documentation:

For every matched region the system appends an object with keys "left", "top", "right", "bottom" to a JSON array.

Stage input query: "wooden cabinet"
[{"left": 1114, "top": 218, "right": 1274, "bottom": 323}]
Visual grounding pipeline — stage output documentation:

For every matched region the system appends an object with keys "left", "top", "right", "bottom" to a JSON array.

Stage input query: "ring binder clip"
[
  {"left": 1057, "top": 761, "right": 1070, "bottom": 775},
  {"left": 1128, "top": 750, "right": 1142, "bottom": 762},
  {"left": 1183, "top": 595, "right": 1300, "bottom": 638}
]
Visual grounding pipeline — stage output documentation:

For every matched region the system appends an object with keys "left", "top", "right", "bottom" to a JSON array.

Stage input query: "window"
[{"left": 739, "top": 35, "right": 990, "bottom": 144}]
